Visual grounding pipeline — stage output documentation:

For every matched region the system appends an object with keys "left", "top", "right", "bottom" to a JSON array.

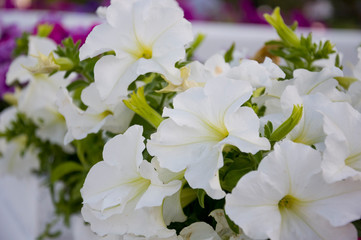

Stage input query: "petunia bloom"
[
  {"left": 225, "top": 140, "right": 361, "bottom": 240},
  {"left": 81, "top": 125, "right": 181, "bottom": 238},
  {"left": 147, "top": 77, "right": 270, "bottom": 199},
  {"left": 79, "top": 0, "right": 193, "bottom": 103}
]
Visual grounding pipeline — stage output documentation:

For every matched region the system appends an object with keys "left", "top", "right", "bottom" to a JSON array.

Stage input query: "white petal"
[
  {"left": 321, "top": 102, "right": 361, "bottom": 182},
  {"left": 28, "top": 36, "right": 57, "bottom": 56},
  {"left": 103, "top": 125, "right": 144, "bottom": 168},
  {"left": 82, "top": 204, "right": 174, "bottom": 238},
  {"left": 6, "top": 56, "right": 35, "bottom": 85},
  {"left": 227, "top": 59, "right": 273, "bottom": 88},
  {"left": 223, "top": 107, "right": 270, "bottom": 154},
  {"left": 148, "top": 119, "right": 218, "bottom": 172},
  {"left": 162, "top": 190, "right": 187, "bottom": 225},
  {"left": 136, "top": 161, "right": 182, "bottom": 209},
  {"left": 56, "top": 89, "right": 109, "bottom": 144},
  {"left": 93, "top": 55, "right": 136, "bottom": 100},
  {"left": 179, "top": 222, "right": 221, "bottom": 240},
  {"left": 259, "top": 140, "right": 322, "bottom": 198},
  {"left": 279, "top": 207, "right": 357, "bottom": 240},
  {"left": 79, "top": 23, "right": 125, "bottom": 60},
  {"left": 225, "top": 171, "right": 282, "bottom": 240}
]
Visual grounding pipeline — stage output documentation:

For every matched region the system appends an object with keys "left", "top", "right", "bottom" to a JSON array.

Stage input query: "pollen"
[
  {"left": 141, "top": 48, "right": 153, "bottom": 59},
  {"left": 278, "top": 195, "right": 297, "bottom": 209}
]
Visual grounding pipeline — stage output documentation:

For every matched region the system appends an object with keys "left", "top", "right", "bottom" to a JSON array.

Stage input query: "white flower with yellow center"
[
  {"left": 79, "top": 0, "right": 193, "bottom": 102},
  {"left": 225, "top": 140, "right": 361, "bottom": 240},
  {"left": 81, "top": 125, "right": 181, "bottom": 238},
  {"left": 147, "top": 77, "right": 270, "bottom": 199}
]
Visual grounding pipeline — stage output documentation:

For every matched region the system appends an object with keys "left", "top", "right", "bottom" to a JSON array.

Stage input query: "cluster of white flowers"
[{"left": 2, "top": 0, "right": 361, "bottom": 239}]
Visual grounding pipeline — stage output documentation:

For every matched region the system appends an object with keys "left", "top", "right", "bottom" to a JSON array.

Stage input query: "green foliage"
[
  {"left": 54, "top": 37, "right": 98, "bottom": 82},
  {"left": 13, "top": 32, "right": 30, "bottom": 57},
  {"left": 186, "top": 33, "right": 206, "bottom": 60},
  {"left": 265, "top": 8, "right": 339, "bottom": 78},
  {"left": 50, "top": 162, "right": 84, "bottom": 183},
  {"left": 220, "top": 146, "right": 264, "bottom": 192},
  {"left": 224, "top": 42, "right": 236, "bottom": 63}
]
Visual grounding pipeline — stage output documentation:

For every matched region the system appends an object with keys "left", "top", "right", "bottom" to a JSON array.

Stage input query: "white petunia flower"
[
  {"left": 321, "top": 102, "right": 361, "bottom": 183},
  {"left": 6, "top": 36, "right": 72, "bottom": 146},
  {"left": 81, "top": 125, "right": 181, "bottom": 238},
  {"left": 225, "top": 140, "right": 361, "bottom": 240},
  {"left": 79, "top": 0, "right": 193, "bottom": 102},
  {"left": 147, "top": 77, "right": 270, "bottom": 199},
  {"left": 57, "top": 83, "right": 133, "bottom": 144}
]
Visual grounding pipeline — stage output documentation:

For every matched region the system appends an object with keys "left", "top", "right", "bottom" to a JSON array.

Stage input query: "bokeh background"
[
  {"left": 1, "top": 0, "right": 361, "bottom": 28},
  {"left": 1, "top": 0, "right": 361, "bottom": 99}
]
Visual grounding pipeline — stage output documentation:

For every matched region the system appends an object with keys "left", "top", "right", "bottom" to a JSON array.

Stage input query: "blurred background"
[
  {"left": 1, "top": 0, "right": 361, "bottom": 28},
  {"left": 0, "top": 0, "right": 361, "bottom": 96}
]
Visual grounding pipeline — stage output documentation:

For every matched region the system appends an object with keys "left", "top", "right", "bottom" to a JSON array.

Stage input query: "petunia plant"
[{"left": 1, "top": 1, "right": 361, "bottom": 240}]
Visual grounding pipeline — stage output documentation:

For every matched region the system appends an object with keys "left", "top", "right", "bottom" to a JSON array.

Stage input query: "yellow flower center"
[
  {"left": 141, "top": 48, "right": 153, "bottom": 59},
  {"left": 278, "top": 194, "right": 297, "bottom": 209}
]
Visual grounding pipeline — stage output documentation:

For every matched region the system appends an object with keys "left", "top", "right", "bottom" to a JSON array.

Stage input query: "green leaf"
[
  {"left": 186, "top": 33, "right": 205, "bottom": 60},
  {"left": 66, "top": 80, "right": 90, "bottom": 92},
  {"left": 264, "top": 121, "right": 273, "bottom": 139},
  {"left": 51, "top": 162, "right": 84, "bottom": 183},
  {"left": 221, "top": 169, "right": 250, "bottom": 192},
  {"left": 197, "top": 189, "right": 206, "bottom": 208},
  {"left": 270, "top": 105, "right": 303, "bottom": 142},
  {"left": 224, "top": 42, "right": 235, "bottom": 63},
  {"left": 264, "top": 7, "right": 300, "bottom": 47},
  {"left": 180, "top": 187, "right": 197, "bottom": 208}
]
